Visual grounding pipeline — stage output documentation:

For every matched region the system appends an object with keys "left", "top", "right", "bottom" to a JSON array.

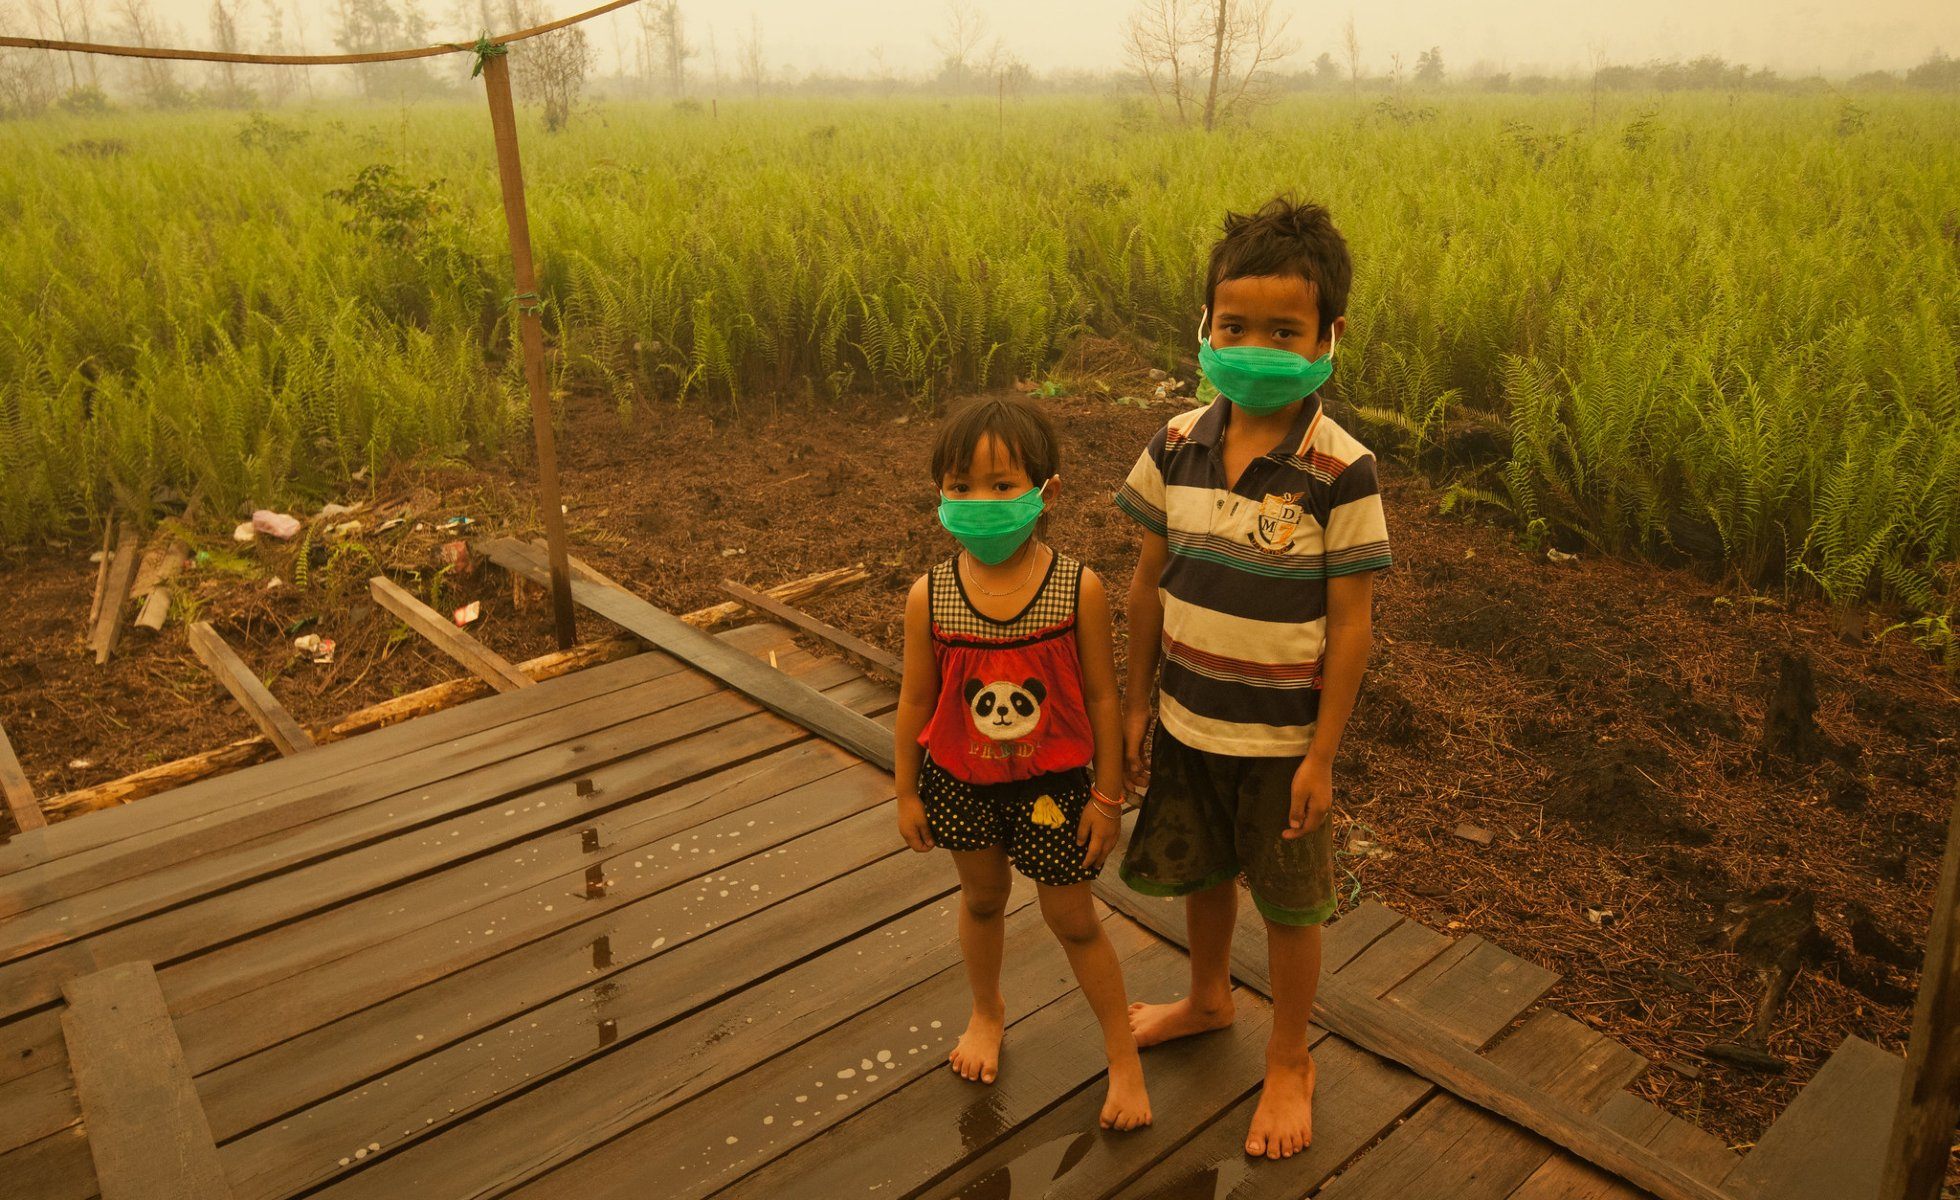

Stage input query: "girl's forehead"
[{"left": 957, "top": 434, "right": 1028, "bottom": 477}]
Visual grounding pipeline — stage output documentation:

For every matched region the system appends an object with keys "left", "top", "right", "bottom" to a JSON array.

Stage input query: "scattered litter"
[
  {"left": 893, "top": 415, "right": 910, "bottom": 425},
  {"left": 1584, "top": 906, "right": 1617, "bottom": 928},
  {"left": 67, "top": 758, "right": 93, "bottom": 770},
  {"left": 352, "top": 466, "right": 370, "bottom": 482},
  {"left": 1546, "top": 547, "right": 1580, "bottom": 564},
  {"left": 1663, "top": 1058, "right": 1703, "bottom": 1080},
  {"left": 293, "top": 634, "right": 337, "bottom": 665},
  {"left": 232, "top": 521, "right": 258, "bottom": 543},
  {"left": 328, "top": 520, "right": 364, "bottom": 539},
  {"left": 440, "top": 515, "right": 475, "bottom": 532},
  {"left": 265, "top": 576, "right": 285, "bottom": 591},
  {"left": 88, "top": 550, "right": 105, "bottom": 564},
  {"left": 1462, "top": 548, "right": 1476, "bottom": 560},
  {"left": 252, "top": 510, "right": 302, "bottom": 540},
  {"left": 721, "top": 547, "right": 747, "bottom": 558},
  {"left": 440, "top": 541, "right": 472, "bottom": 572},
  {"left": 453, "top": 601, "right": 482, "bottom": 627},
  {"left": 1452, "top": 822, "right": 1495, "bottom": 847},
  {"left": 320, "top": 502, "right": 358, "bottom": 519},
  {"left": 375, "top": 517, "right": 407, "bottom": 535}
]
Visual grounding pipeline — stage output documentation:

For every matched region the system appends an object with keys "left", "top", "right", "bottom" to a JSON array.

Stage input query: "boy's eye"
[
  {"left": 1273, "top": 329, "right": 1296, "bottom": 340},
  {"left": 1221, "top": 323, "right": 1243, "bottom": 335}
]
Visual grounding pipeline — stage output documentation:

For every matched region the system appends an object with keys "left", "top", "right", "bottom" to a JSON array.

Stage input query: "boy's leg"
[
  {"left": 1036, "top": 882, "right": 1151, "bottom": 1130},
  {"left": 948, "top": 847, "right": 1013, "bottom": 1084},
  {"left": 1247, "top": 918, "right": 1322, "bottom": 1158},
  {"left": 1129, "top": 878, "right": 1238, "bottom": 1046}
]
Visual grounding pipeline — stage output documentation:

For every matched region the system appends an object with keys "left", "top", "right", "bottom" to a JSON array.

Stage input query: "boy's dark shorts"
[
  {"left": 1119, "top": 724, "right": 1337, "bottom": 926},
  {"left": 920, "top": 758, "right": 1100, "bottom": 888}
]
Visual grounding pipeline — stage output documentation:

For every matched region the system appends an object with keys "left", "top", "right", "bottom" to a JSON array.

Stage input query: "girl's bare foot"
[
  {"left": 1098, "top": 1052, "right": 1152, "bottom": 1130},
  {"left": 948, "top": 1008, "right": 1005, "bottom": 1083},
  {"left": 1127, "top": 995, "right": 1235, "bottom": 1048},
  {"left": 1245, "top": 1049, "right": 1316, "bottom": 1159}
]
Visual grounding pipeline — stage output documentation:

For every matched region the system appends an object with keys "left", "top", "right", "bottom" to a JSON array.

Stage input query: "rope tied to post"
[
  {"left": 470, "top": 35, "right": 508, "bottom": 78},
  {"left": 507, "top": 290, "right": 542, "bottom": 314}
]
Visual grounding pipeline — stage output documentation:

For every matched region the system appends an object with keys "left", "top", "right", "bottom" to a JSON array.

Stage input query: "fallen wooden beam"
[
  {"left": 61, "top": 960, "right": 236, "bottom": 1200},
  {"left": 186, "top": 622, "right": 314, "bottom": 757},
  {"left": 369, "top": 575, "right": 534, "bottom": 693},
  {"left": 89, "top": 527, "right": 140, "bottom": 665},
  {"left": 86, "top": 513, "right": 117, "bottom": 630},
  {"left": 1881, "top": 783, "right": 1960, "bottom": 1200},
  {"left": 721, "top": 577, "right": 903, "bottom": 680},
  {"left": 133, "top": 542, "right": 190, "bottom": 633},
  {"left": 41, "top": 566, "right": 869, "bottom": 820},
  {"left": 0, "top": 719, "right": 44, "bottom": 834},
  {"left": 481, "top": 537, "right": 891, "bottom": 766},
  {"left": 1091, "top": 864, "right": 1734, "bottom": 1200}
]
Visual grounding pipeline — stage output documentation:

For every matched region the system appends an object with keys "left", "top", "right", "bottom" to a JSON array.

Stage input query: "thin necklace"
[{"left": 965, "top": 542, "right": 1045, "bottom": 597}]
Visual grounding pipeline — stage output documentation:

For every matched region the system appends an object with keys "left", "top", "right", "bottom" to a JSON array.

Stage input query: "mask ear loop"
[{"left": 1197, "top": 306, "right": 1210, "bottom": 344}]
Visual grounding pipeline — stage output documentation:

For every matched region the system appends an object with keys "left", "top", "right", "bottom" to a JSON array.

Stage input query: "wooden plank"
[
  {"left": 507, "top": 908, "right": 1159, "bottom": 1200},
  {"left": 88, "top": 528, "right": 140, "bottom": 665},
  {"left": 1092, "top": 858, "right": 1731, "bottom": 1200},
  {"left": 1881, "top": 784, "right": 1960, "bottom": 1200},
  {"left": 59, "top": 961, "right": 234, "bottom": 1200},
  {"left": 720, "top": 577, "right": 903, "bottom": 679},
  {"left": 213, "top": 808, "right": 929, "bottom": 1200},
  {"left": 1384, "top": 934, "right": 1560, "bottom": 1049},
  {"left": 1727, "top": 1036, "right": 1903, "bottom": 1200},
  {"left": 1508, "top": 1091, "right": 1740, "bottom": 1199},
  {"left": 0, "top": 1126, "right": 97, "bottom": 1200},
  {"left": 0, "top": 718, "right": 44, "bottom": 834},
  {"left": 0, "top": 1061, "right": 78, "bottom": 1156},
  {"left": 185, "top": 621, "right": 314, "bottom": 757},
  {"left": 483, "top": 537, "right": 893, "bottom": 767},
  {"left": 0, "top": 654, "right": 875, "bottom": 1019},
  {"left": 307, "top": 882, "right": 1046, "bottom": 1199},
  {"left": 85, "top": 514, "right": 115, "bottom": 630},
  {"left": 369, "top": 575, "right": 534, "bottom": 692},
  {"left": 1107, "top": 917, "right": 1558, "bottom": 1200}
]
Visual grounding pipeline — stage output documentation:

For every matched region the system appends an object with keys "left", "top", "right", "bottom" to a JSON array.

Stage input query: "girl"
[{"left": 893, "top": 396, "right": 1151, "bottom": 1132}]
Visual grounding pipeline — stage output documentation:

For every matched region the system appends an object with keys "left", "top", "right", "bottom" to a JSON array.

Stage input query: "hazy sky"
[{"left": 90, "top": 0, "right": 1960, "bottom": 77}]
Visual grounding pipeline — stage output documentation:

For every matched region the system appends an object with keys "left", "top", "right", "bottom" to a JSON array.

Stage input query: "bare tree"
[
  {"left": 207, "top": 0, "right": 252, "bottom": 103},
  {"left": 257, "top": 0, "right": 293, "bottom": 103},
  {"left": 1125, "top": 0, "right": 1295, "bottom": 130},
  {"left": 115, "top": 0, "right": 183, "bottom": 104},
  {"left": 1341, "top": 12, "right": 1359, "bottom": 95},
  {"left": 647, "top": 0, "right": 690, "bottom": 96},
  {"left": 27, "top": 0, "right": 93, "bottom": 89},
  {"left": 735, "top": 12, "right": 763, "bottom": 98},
  {"left": 933, "top": 0, "right": 986, "bottom": 90},
  {"left": 287, "top": 0, "right": 312, "bottom": 98},
  {"left": 0, "top": 0, "right": 61, "bottom": 115},
  {"left": 503, "top": 0, "right": 592, "bottom": 128}
]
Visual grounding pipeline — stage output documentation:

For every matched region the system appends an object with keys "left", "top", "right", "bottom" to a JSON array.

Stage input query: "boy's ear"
[{"left": 1327, "top": 315, "right": 1348, "bottom": 354}]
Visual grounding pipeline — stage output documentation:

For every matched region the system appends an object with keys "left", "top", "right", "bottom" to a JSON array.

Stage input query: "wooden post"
[
  {"left": 1880, "top": 784, "right": 1960, "bottom": 1200},
  {"left": 480, "top": 48, "right": 577, "bottom": 650}
]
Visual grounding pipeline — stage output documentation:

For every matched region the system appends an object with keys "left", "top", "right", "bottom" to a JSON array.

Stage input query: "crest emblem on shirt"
[{"left": 1251, "top": 493, "right": 1303, "bottom": 553}]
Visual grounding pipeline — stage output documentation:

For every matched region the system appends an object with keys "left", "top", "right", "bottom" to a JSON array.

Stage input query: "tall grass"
[{"left": 0, "top": 92, "right": 1955, "bottom": 620}]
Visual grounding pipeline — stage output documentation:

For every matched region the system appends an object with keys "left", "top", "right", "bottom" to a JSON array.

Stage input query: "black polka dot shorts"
[{"left": 919, "top": 758, "right": 1101, "bottom": 888}]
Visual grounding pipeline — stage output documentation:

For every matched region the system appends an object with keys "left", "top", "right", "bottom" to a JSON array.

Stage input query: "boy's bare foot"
[
  {"left": 1098, "top": 1053, "right": 1152, "bottom": 1131},
  {"left": 948, "top": 1009, "right": 1005, "bottom": 1084},
  {"left": 1127, "top": 995, "right": 1235, "bottom": 1048},
  {"left": 1245, "top": 1050, "right": 1316, "bottom": 1159}
]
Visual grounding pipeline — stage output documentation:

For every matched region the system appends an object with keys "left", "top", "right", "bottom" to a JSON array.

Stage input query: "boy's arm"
[
  {"left": 893, "top": 576, "right": 939, "bottom": 852},
  {"left": 1286, "top": 570, "right": 1375, "bottom": 839},
  {"left": 1074, "top": 568, "right": 1124, "bottom": 867},
  {"left": 1123, "top": 530, "right": 1170, "bottom": 792}
]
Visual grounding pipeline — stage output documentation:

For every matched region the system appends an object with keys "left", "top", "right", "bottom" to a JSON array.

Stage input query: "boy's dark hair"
[
  {"left": 930, "top": 396, "right": 1061, "bottom": 486},
  {"left": 1205, "top": 196, "right": 1352, "bottom": 340}
]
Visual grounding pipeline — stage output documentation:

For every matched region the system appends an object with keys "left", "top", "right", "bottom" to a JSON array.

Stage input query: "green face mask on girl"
[
  {"left": 1197, "top": 307, "right": 1337, "bottom": 415},
  {"left": 937, "top": 479, "right": 1052, "bottom": 565}
]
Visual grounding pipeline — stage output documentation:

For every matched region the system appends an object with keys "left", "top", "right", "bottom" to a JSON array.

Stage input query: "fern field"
[{"left": 0, "top": 91, "right": 1955, "bottom": 621}]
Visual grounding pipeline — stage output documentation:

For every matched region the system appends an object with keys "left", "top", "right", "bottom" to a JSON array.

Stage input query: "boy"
[{"left": 1114, "top": 197, "right": 1390, "bottom": 1159}]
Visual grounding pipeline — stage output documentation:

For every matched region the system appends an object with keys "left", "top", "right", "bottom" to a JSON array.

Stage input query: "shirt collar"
[{"left": 1187, "top": 396, "right": 1324, "bottom": 458}]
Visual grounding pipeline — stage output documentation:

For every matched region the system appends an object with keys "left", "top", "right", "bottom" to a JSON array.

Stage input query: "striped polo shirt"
[{"left": 1115, "top": 397, "right": 1391, "bottom": 757}]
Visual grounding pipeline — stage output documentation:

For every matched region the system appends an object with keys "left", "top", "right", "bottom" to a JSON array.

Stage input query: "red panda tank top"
[{"left": 919, "top": 551, "right": 1095, "bottom": 786}]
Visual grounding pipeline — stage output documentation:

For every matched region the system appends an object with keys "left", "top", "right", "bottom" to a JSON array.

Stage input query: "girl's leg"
[
  {"left": 1037, "top": 882, "right": 1152, "bottom": 1130},
  {"left": 949, "top": 847, "right": 1013, "bottom": 1084}
]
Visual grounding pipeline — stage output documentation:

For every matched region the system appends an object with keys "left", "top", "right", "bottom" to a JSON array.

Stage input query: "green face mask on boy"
[
  {"left": 1197, "top": 308, "right": 1337, "bottom": 416},
  {"left": 937, "top": 479, "right": 1051, "bottom": 565}
]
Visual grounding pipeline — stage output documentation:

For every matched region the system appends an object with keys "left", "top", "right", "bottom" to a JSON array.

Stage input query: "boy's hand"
[
  {"left": 1123, "top": 704, "right": 1154, "bottom": 795},
  {"left": 896, "top": 793, "right": 935, "bottom": 853},
  {"left": 1077, "top": 803, "right": 1121, "bottom": 869},
  {"left": 1285, "top": 757, "right": 1334, "bottom": 840}
]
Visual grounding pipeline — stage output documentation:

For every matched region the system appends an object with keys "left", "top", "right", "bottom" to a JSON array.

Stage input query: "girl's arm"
[
  {"left": 893, "top": 576, "right": 940, "bottom": 852},
  {"left": 1075, "top": 567, "right": 1124, "bottom": 868}
]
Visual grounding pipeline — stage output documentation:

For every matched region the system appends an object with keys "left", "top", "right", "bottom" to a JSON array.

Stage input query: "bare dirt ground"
[{"left": 2, "top": 384, "right": 1956, "bottom": 1165}]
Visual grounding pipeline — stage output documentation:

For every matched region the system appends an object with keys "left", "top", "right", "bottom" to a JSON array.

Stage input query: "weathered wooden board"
[
  {"left": 1508, "top": 1089, "right": 1740, "bottom": 1199},
  {"left": 370, "top": 575, "right": 535, "bottom": 692},
  {"left": 1726, "top": 1035, "right": 1903, "bottom": 1200},
  {"left": 0, "top": 718, "right": 43, "bottom": 834},
  {"left": 59, "top": 961, "right": 234, "bottom": 1200},
  {"left": 719, "top": 577, "right": 904, "bottom": 679},
  {"left": 186, "top": 621, "right": 314, "bottom": 757}
]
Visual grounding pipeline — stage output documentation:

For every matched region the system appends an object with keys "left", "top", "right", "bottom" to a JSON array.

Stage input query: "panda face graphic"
[{"left": 963, "top": 677, "right": 1046, "bottom": 742}]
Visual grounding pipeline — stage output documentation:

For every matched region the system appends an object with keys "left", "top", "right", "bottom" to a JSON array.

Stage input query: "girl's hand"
[
  {"left": 1077, "top": 802, "right": 1121, "bottom": 869},
  {"left": 897, "top": 794, "right": 935, "bottom": 853},
  {"left": 1122, "top": 704, "right": 1153, "bottom": 795},
  {"left": 1285, "top": 757, "right": 1333, "bottom": 840}
]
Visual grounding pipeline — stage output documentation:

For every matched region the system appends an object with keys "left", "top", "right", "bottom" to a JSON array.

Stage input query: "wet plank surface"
[{"left": 0, "top": 622, "right": 1743, "bottom": 1200}]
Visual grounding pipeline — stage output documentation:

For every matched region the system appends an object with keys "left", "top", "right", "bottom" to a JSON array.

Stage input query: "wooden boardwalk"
[{"left": 0, "top": 617, "right": 1886, "bottom": 1200}]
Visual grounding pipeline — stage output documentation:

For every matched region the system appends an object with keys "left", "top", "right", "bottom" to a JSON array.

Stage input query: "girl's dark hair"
[
  {"left": 930, "top": 396, "right": 1061, "bottom": 485},
  {"left": 1205, "top": 196, "right": 1353, "bottom": 340}
]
